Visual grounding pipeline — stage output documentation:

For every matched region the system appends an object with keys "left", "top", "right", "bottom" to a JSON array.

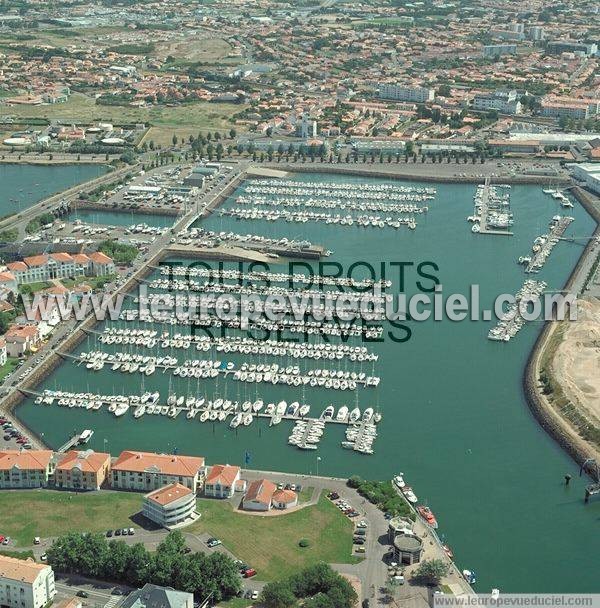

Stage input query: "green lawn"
[
  {"left": 0, "top": 490, "right": 142, "bottom": 546},
  {"left": 298, "top": 486, "right": 314, "bottom": 503},
  {"left": 0, "top": 358, "right": 19, "bottom": 382},
  {"left": 190, "top": 494, "right": 360, "bottom": 581},
  {"left": 61, "top": 274, "right": 117, "bottom": 290},
  {"left": 20, "top": 282, "right": 51, "bottom": 294}
]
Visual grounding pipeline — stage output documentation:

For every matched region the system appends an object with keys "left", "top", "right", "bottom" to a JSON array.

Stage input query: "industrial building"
[{"left": 568, "top": 163, "right": 600, "bottom": 195}]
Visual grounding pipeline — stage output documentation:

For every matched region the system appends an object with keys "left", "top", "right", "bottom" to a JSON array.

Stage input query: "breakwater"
[{"left": 523, "top": 185, "right": 600, "bottom": 471}]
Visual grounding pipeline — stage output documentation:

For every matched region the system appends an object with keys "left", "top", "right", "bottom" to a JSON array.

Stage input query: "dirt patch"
[{"left": 551, "top": 298, "right": 600, "bottom": 433}]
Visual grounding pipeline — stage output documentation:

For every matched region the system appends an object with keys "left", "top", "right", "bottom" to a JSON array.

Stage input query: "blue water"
[{"left": 16, "top": 173, "right": 600, "bottom": 592}]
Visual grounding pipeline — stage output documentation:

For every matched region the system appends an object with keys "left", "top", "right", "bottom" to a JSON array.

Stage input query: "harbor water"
[
  {"left": 66, "top": 209, "right": 175, "bottom": 228},
  {"left": 15, "top": 171, "right": 600, "bottom": 593},
  {"left": 0, "top": 164, "right": 108, "bottom": 217}
]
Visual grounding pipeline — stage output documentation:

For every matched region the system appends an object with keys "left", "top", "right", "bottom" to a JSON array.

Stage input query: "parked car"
[
  {"left": 106, "top": 530, "right": 113, "bottom": 538},
  {"left": 355, "top": 529, "right": 366, "bottom": 536},
  {"left": 115, "top": 529, "right": 121, "bottom": 536},
  {"left": 206, "top": 538, "right": 221, "bottom": 548},
  {"left": 251, "top": 591, "right": 259, "bottom": 600},
  {"left": 128, "top": 528, "right": 135, "bottom": 535},
  {"left": 33, "top": 537, "right": 41, "bottom": 545},
  {"left": 353, "top": 538, "right": 365, "bottom": 545},
  {"left": 243, "top": 568, "right": 257, "bottom": 578},
  {"left": 76, "top": 591, "right": 89, "bottom": 598},
  {"left": 3, "top": 537, "right": 10, "bottom": 545},
  {"left": 40, "top": 553, "right": 47, "bottom": 561}
]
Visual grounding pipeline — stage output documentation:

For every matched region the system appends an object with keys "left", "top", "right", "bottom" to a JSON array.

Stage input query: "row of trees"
[
  {"left": 261, "top": 563, "right": 357, "bottom": 608},
  {"left": 47, "top": 531, "right": 241, "bottom": 602}
]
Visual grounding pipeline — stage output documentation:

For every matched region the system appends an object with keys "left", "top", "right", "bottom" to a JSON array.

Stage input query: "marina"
[
  {"left": 487, "top": 279, "right": 547, "bottom": 342},
  {"left": 29, "top": 388, "right": 382, "bottom": 453},
  {"left": 12, "top": 171, "right": 600, "bottom": 593},
  {"left": 468, "top": 177, "right": 514, "bottom": 236},
  {"left": 519, "top": 215, "right": 575, "bottom": 273}
]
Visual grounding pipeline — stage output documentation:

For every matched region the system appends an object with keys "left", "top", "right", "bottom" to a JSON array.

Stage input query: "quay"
[
  {"left": 524, "top": 216, "right": 574, "bottom": 273},
  {"left": 472, "top": 177, "right": 514, "bottom": 236}
]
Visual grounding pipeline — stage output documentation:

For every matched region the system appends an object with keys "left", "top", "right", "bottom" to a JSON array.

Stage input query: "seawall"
[{"left": 522, "top": 185, "right": 600, "bottom": 470}]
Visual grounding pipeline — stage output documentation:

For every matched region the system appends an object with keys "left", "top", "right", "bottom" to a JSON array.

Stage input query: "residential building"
[
  {"left": 204, "top": 464, "right": 241, "bottom": 498},
  {"left": 546, "top": 41, "right": 597, "bottom": 56},
  {"left": 120, "top": 584, "right": 193, "bottom": 608},
  {"left": 473, "top": 90, "right": 522, "bottom": 115},
  {"left": 528, "top": 26, "right": 544, "bottom": 41},
  {"left": 88, "top": 252, "right": 116, "bottom": 276},
  {"left": 111, "top": 451, "right": 206, "bottom": 493},
  {"left": 142, "top": 483, "right": 198, "bottom": 528},
  {"left": 540, "top": 96, "right": 599, "bottom": 120},
  {"left": 0, "top": 450, "right": 54, "bottom": 488},
  {"left": 378, "top": 85, "right": 434, "bottom": 103},
  {"left": 483, "top": 44, "right": 517, "bottom": 58},
  {"left": 0, "top": 555, "right": 55, "bottom": 608},
  {"left": 242, "top": 479, "right": 276, "bottom": 511},
  {"left": 5, "top": 252, "right": 114, "bottom": 285},
  {"left": 4, "top": 324, "right": 41, "bottom": 358},
  {"left": 55, "top": 449, "right": 111, "bottom": 490}
]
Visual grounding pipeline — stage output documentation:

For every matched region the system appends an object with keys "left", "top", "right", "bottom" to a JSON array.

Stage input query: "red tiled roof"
[
  {"left": 0, "top": 450, "right": 53, "bottom": 471},
  {"left": 272, "top": 489, "right": 297, "bottom": 504},
  {"left": 146, "top": 482, "right": 193, "bottom": 506},
  {"left": 244, "top": 479, "right": 276, "bottom": 505},
  {"left": 88, "top": 251, "right": 113, "bottom": 265},
  {"left": 206, "top": 464, "right": 240, "bottom": 486},
  {"left": 23, "top": 255, "right": 48, "bottom": 268},
  {"left": 112, "top": 450, "right": 205, "bottom": 476},
  {"left": 56, "top": 450, "right": 110, "bottom": 474}
]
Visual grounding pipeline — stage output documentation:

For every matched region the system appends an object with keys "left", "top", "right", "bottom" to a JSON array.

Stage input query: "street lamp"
[{"left": 316, "top": 455, "right": 321, "bottom": 477}]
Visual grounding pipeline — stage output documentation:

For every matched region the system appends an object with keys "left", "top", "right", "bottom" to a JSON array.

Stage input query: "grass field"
[
  {"left": 0, "top": 490, "right": 141, "bottom": 546},
  {"left": 190, "top": 494, "right": 360, "bottom": 580},
  {"left": 3, "top": 93, "right": 244, "bottom": 135},
  {"left": 155, "top": 36, "right": 235, "bottom": 63},
  {"left": 0, "top": 358, "right": 19, "bottom": 383}
]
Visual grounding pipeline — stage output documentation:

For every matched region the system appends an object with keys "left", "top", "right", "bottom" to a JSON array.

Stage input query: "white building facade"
[{"left": 0, "top": 556, "right": 55, "bottom": 608}]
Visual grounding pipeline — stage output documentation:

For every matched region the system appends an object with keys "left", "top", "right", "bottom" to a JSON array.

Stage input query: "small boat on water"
[
  {"left": 402, "top": 486, "right": 418, "bottom": 503},
  {"left": 321, "top": 405, "right": 334, "bottom": 420},
  {"left": 336, "top": 405, "right": 348, "bottom": 422},
  {"left": 393, "top": 474, "right": 405, "bottom": 489},
  {"left": 442, "top": 544, "right": 454, "bottom": 560},
  {"left": 417, "top": 505, "right": 438, "bottom": 528},
  {"left": 462, "top": 570, "right": 476, "bottom": 585},
  {"left": 349, "top": 407, "right": 360, "bottom": 422}
]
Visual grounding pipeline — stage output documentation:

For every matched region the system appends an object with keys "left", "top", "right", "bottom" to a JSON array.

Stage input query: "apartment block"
[
  {"left": 0, "top": 450, "right": 55, "bottom": 489},
  {"left": 111, "top": 451, "right": 206, "bottom": 493}
]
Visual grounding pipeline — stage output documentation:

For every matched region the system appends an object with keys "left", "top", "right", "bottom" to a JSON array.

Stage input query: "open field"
[
  {"left": 548, "top": 297, "right": 600, "bottom": 452},
  {"left": 1, "top": 93, "right": 245, "bottom": 134},
  {"left": 0, "top": 490, "right": 141, "bottom": 546},
  {"left": 190, "top": 494, "right": 360, "bottom": 580},
  {"left": 155, "top": 35, "right": 235, "bottom": 63}
]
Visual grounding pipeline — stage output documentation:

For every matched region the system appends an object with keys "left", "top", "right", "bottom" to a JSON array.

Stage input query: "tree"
[
  {"left": 172, "top": 134, "right": 178, "bottom": 146},
  {"left": 261, "top": 581, "right": 297, "bottom": 608},
  {"left": 229, "top": 128, "right": 237, "bottom": 139},
  {"left": 412, "top": 559, "right": 449, "bottom": 586}
]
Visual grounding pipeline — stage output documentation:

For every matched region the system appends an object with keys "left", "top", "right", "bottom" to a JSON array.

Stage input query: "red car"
[
  {"left": 243, "top": 569, "right": 257, "bottom": 578},
  {"left": 0, "top": 536, "right": 5, "bottom": 543}
]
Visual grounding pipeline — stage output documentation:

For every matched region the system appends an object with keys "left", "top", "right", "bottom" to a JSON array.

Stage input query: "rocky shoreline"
[{"left": 523, "top": 186, "right": 600, "bottom": 471}]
